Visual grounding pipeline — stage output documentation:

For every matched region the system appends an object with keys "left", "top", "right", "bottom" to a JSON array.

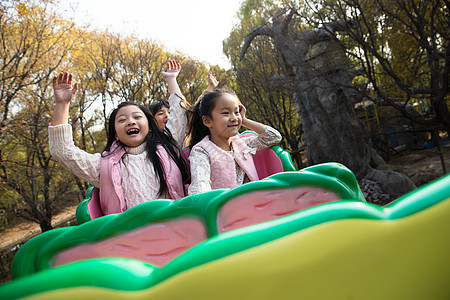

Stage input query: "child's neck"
[{"left": 210, "top": 135, "right": 232, "bottom": 151}]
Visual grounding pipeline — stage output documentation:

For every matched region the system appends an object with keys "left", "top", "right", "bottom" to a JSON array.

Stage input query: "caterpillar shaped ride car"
[{"left": 1, "top": 144, "right": 449, "bottom": 299}]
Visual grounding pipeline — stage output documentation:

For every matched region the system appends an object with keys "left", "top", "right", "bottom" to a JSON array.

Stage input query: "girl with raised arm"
[{"left": 49, "top": 64, "right": 188, "bottom": 215}]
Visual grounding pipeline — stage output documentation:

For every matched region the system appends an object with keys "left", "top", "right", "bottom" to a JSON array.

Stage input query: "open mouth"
[{"left": 126, "top": 128, "right": 140, "bottom": 135}]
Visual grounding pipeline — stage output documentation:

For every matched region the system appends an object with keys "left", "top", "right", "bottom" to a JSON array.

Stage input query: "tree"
[
  {"left": 238, "top": 3, "right": 416, "bottom": 198},
  {"left": 0, "top": 80, "right": 80, "bottom": 232},
  {"left": 301, "top": 0, "right": 449, "bottom": 137},
  {"left": 112, "top": 35, "right": 167, "bottom": 105},
  {"left": 0, "top": 0, "right": 76, "bottom": 135},
  {"left": 0, "top": 0, "right": 80, "bottom": 231},
  {"left": 80, "top": 30, "right": 120, "bottom": 138},
  {"left": 224, "top": 0, "right": 304, "bottom": 167}
]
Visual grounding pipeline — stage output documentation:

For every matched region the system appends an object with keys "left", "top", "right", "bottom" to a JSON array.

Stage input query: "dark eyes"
[
  {"left": 221, "top": 111, "right": 240, "bottom": 115},
  {"left": 116, "top": 115, "right": 143, "bottom": 123}
]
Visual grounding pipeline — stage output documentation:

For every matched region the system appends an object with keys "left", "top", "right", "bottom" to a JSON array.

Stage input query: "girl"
[
  {"left": 149, "top": 99, "right": 170, "bottom": 131},
  {"left": 186, "top": 89, "right": 282, "bottom": 195},
  {"left": 49, "top": 66, "right": 188, "bottom": 215}
]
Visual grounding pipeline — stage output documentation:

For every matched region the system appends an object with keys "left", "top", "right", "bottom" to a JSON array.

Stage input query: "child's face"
[
  {"left": 114, "top": 105, "right": 149, "bottom": 147},
  {"left": 202, "top": 93, "right": 242, "bottom": 141},
  {"left": 154, "top": 106, "right": 170, "bottom": 131}
]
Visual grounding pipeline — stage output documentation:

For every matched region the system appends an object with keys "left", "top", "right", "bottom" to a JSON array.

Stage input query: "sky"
[{"left": 58, "top": 0, "right": 244, "bottom": 69}]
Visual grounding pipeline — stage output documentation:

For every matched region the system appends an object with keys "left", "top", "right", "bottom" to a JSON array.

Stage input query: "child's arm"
[
  {"left": 52, "top": 72, "right": 78, "bottom": 125},
  {"left": 162, "top": 60, "right": 188, "bottom": 148},
  {"left": 239, "top": 103, "right": 267, "bottom": 134},
  {"left": 187, "top": 147, "right": 212, "bottom": 195},
  {"left": 239, "top": 103, "right": 282, "bottom": 150},
  {"left": 161, "top": 60, "right": 182, "bottom": 95},
  {"left": 50, "top": 72, "right": 101, "bottom": 187},
  {"left": 194, "top": 72, "right": 219, "bottom": 105}
]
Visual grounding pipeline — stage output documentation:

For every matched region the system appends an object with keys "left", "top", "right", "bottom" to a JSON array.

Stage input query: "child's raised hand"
[
  {"left": 161, "top": 59, "right": 181, "bottom": 79},
  {"left": 52, "top": 72, "right": 78, "bottom": 104},
  {"left": 208, "top": 72, "right": 219, "bottom": 90}
]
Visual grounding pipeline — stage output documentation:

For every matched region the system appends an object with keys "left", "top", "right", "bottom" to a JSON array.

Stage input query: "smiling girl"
[
  {"left": 186, "top": 89, "right": 281, "bottom": 195},
  {"left": 49, "top": 70, "right": 188, "bottom": 215}
]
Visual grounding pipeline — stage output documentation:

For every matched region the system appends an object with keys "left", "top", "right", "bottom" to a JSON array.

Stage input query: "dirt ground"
[
  {"left": 0, "top": 143, "right": 448, "bottom": 284},
  {"left": 387, "top": 143, "right": 449, "bottom": 187},
  {"left": 0, "top": 205, "right": 78, "bottom": 253}
]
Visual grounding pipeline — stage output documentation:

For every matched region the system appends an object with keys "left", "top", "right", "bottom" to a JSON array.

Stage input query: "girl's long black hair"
[
  {"left": 186, "top": 88, "right": 236, "bottom": 148},
  {"left": 103, "top": 101, "right": 189, "bottom": 197}
]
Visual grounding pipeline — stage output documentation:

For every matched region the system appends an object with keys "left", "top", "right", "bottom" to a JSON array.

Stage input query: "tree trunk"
[
  {"left": 240, "top": 9, "right": 416, "bottom": 200},
  {"left": 39, "top": 218, "right": 53, "bottom": 232},
  {"left": 295, "top": 78, "right": 371, "bottom": 177}
]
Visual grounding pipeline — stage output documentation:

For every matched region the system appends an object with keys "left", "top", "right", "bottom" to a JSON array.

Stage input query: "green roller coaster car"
[{"left": 1, "top": 157, "right": 448, "bottom": 299}]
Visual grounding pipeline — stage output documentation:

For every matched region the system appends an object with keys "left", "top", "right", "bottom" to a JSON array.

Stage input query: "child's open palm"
[
  {"left": 208, "top": 72, "right": 219, "bottom": 89},
  {"left": 161, "top": 60, "right": 181, "bottom": 79},
  {"left": 53, "top": 72, "right": 78, "bottom": 104}
]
